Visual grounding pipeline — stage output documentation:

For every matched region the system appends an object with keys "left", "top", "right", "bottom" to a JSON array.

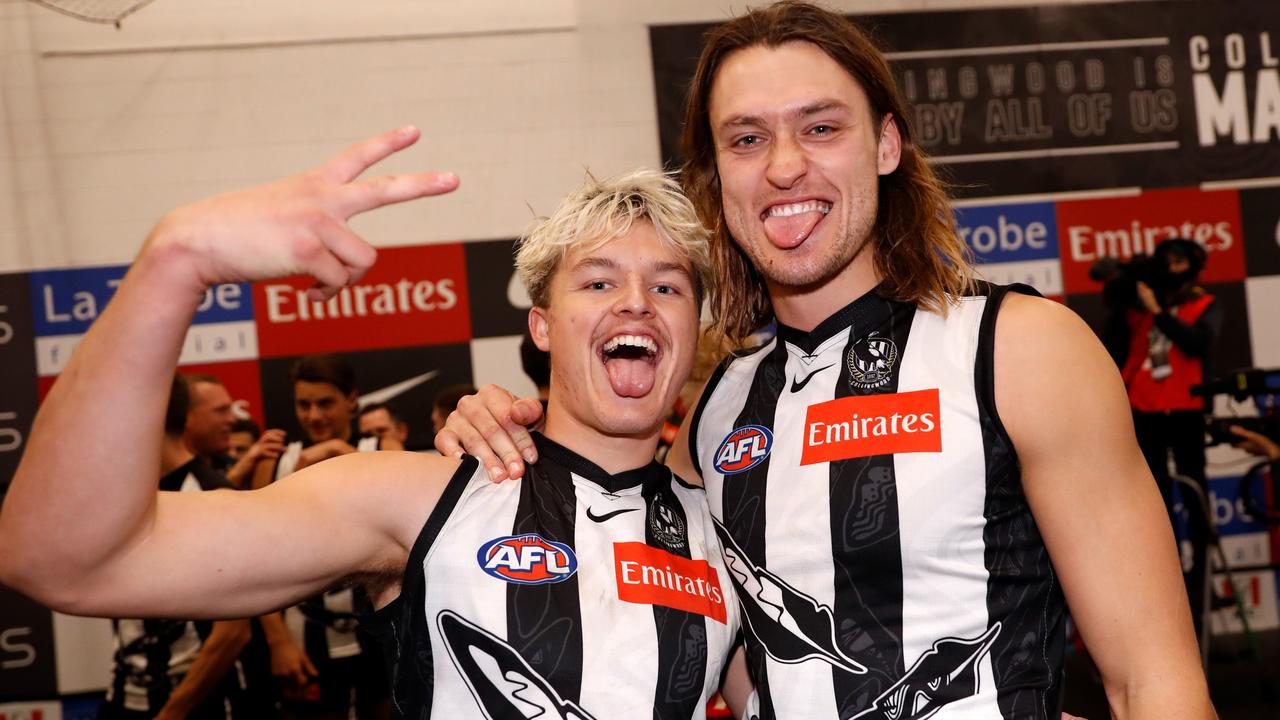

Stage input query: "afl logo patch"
[
  {"left": 713, "top": 425, "right": 773, "bottom": 475},
  {"left": 847, "top": 334, "right": 898, "bottom": 389},
  {"left": 477, "top": 534, "right": 578, "bottom": 585}
]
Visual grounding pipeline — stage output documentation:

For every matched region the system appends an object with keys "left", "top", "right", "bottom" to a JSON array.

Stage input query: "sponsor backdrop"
[
  {"left": 649, "top": 0, "right": 1280, "bottom": 640},
  {"left": 2, "top": 0, "right": 1278, "bottom": 705}
]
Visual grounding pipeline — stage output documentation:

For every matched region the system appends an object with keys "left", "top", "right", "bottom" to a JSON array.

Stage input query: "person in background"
[
  {"left": 101, "top": 375, "right": 250, "bottom": 720},
  {"left": 1101, "top": 237, "right": 1221, "bottom": 636},
  {"left": 358, "top": 402, "right": 409, "bottom": 447},
  {"left": 430, "top": 384, "right": 476, "bottom": 436}
]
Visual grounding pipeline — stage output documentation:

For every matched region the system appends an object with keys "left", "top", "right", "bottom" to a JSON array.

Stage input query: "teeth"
[
  {"left": 603, "top": 334, "right": 658, "bottom": 355},
  {"left": 767, "top": 200, "right": 831, "bottom": 218}
]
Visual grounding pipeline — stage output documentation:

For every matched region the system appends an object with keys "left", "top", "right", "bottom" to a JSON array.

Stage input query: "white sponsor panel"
[
  {"left": 1210, "top": 570, "right": 1280, "bottom": 634},
  {"left": 0, "top": 700, "right": 62, "bottom": 720},
  {"left": 975, "top": 258, "right": 1063, "bottom": 296},
  {"left": 51, "top": 613, "right": 113, "bottom": 694},
  {"left": 1245, "top": 275, "right": 1280, "bottom": 367},
  {"left": 37, "top": 321, "right": 257, "bottom": 376}
]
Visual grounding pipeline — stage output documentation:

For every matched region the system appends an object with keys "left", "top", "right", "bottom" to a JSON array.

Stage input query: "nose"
[
  {"left": 765, "top": 134, "right": 806, "bottom": 189},
  {"left": 613, "top": 276, "right": 654, "bottom": 317}
]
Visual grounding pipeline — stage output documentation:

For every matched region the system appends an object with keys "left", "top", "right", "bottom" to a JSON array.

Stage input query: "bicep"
[
  {"left": 996, "top": 295, "right": 1202, "bottom": 686},
  {"left": 75, "top": 452, "right": 452, "bottom": 621}
]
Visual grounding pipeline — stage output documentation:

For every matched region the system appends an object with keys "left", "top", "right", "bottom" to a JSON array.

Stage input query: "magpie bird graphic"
[
  {"left": 439, "top": 610, "right": 596, "bottom": 719},
  {"left": 850, "top": 622, "right": 1002, "bottom": 720},
  {"left": 712, "top": 519, "right": 867, "bottom": 675}
]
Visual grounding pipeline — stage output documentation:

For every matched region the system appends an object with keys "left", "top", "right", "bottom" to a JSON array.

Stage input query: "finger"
[
  {"left": 339, "top": 171, "right": 459, "bottom": 217},
  {"left": 318, "top": 126, "right": 421, "bottom": 184},
  {"left": 312, "top": 215, "right": 378, "bottom": 285},
  {"left": 434, "top": 428, "right": 465, "bottom": 460},
  {"left": 505, "top": 400, "right": 543, "bottom": 465},
  {"left": 444, "top": 408, "right": 509, "bottom": 482},
  {"left": 296, "top": 235, "right": 352, "bottom": 300},
  {"left": 303, "top": 656, "right": 319, "bottom": 677}
]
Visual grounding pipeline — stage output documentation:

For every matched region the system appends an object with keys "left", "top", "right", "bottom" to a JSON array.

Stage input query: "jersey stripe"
[
  {"left": 644, "top": 480, "right": 708, "bottom": 718},
  {"left": 826, "top": 295, "right": 912, "bottom": 715}
]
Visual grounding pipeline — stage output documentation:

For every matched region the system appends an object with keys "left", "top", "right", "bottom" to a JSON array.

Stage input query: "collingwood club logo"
[
  {"left": 847, "top": 334, "right": 897, "bottom": 390},
  {"left": 648, "top": 495, "right": 686, "bottom": 551}
]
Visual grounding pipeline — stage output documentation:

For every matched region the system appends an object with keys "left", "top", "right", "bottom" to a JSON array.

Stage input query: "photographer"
[{"left": 1100, "top": 237, "right": 1223, "bottom": 631}]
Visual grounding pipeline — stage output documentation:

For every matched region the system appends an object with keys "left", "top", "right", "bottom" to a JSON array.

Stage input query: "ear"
[
  {"left": 877, "top": 113, "right": 902, "bottom": 176},
  {"left": 528, "top": 308, "right": 551, "bottom": 352},
  {"left": 345, "top": 391, "right": 359, "bottom": 412}
]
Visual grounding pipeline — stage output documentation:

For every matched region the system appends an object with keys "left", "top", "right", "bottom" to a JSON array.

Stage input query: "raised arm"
[
  {"left": 0, "top": 128, "right": 460, "bottom": 619},
  {"left": 995, "top": 293, "right": 1215, "bottom": 719}
]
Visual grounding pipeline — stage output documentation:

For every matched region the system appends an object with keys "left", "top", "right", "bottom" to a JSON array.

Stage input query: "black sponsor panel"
[
  {"left": 0, "top": 273, "right": 37, "bottom": 499},
  {"left": 650, "top": 0, "right": 1280, "bottom": 198},
  {"left": 464, "top": 239, "right": 529, "bottom": 339},
  {"left": 1240, "top": 187, "right": 1280, "bottom": 277},
  {"left": 0, "top": 585, "right": 58, "bottom": 701},
  {"left": 1202, "top": 281, "right": 1253, "bottom": 374},
  {"left": 259, "top": 343, "right": 474, "bottom": 452},
  {"left": 1067, "top": 282, "right": 1252, "bottom": 375}
]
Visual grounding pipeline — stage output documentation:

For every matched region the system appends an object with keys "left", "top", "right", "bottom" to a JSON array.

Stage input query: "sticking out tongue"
[
  {"left": 763, "top": 210, "right": 824, "bottom": 249},
  {"left": 604, "top": 357, "right": 656, "bottom": 398}
]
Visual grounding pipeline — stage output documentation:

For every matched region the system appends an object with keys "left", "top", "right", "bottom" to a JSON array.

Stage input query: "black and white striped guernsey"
[
  {"left": 690, "top": 285, "right": 1065, "bottom": 720},
  {"left": 365, "top": 433, "right": 740, "bottom": 719}
]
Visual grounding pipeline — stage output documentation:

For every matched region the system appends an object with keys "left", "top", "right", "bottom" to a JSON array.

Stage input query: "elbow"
[{"left": 0, "top": 540, "right": 110, "bottom": 616}]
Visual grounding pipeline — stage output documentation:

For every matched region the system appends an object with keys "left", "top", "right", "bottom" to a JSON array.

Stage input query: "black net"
[{"left": 26, "top": 0, "right": 159, "bottom": 25}]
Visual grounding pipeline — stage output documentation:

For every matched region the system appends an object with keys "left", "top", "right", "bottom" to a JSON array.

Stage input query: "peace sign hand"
[{"left": 146, "top": 126, "right": 458, "bottom": 298}]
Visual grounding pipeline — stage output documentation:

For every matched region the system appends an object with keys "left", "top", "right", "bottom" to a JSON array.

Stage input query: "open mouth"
[
  {"left": 600, "top": 333, "right": 660, "bottom": 398},
  {"left": 762, "top": 199, "right": 832, "bottom": 249}
]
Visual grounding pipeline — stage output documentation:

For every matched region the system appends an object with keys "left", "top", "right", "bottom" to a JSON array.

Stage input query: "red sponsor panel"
[
  {"left": 179, "top": 359, "right": 265, "bottom": 427},
  {"left": 253, "top": 244, "right": 471, "bottom": 357},
  {"left": 614, "top": 542, "right": 728, "bottom": 623},
  {"left": 800, "top": 389, "right": 941, "bottom": 465},
  {"left": 1055, "top": 187, "right": 1246, "bottom": 295}
]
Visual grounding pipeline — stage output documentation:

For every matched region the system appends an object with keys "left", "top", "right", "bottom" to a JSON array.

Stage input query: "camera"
[
  {"left": 1090, "top": 238, "right": 1207, "bottom": 309},
  {"left": 1192, "top": 368, "right": 1280, "bottom": 447}
]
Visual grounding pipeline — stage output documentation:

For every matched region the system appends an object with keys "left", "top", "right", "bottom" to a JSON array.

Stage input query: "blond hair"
[
  {"left": 516, "top": 169, "right": 711, "bottom": 308},
  {"left": 681, "top": 1, "right": 976, "bottom": 342}
]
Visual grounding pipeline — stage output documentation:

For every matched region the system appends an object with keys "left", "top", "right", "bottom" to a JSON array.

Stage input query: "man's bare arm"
[
  {"left": 155, "top": 619, "right": 252, "bottom": 720},
  {"left": 0, "top": 128, "right": 460, "bottom": 619},
  {"left": 996, "top": 293, "right": 1214, "bottom": 720}
]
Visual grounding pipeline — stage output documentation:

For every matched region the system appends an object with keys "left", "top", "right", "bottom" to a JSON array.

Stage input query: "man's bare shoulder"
[{"left": 992, "top": 290, "right": 1131, "bottom": 460}]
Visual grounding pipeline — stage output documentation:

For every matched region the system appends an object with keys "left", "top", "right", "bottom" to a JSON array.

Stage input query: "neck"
[
  {"left": 768, "top": 250, "right": 879, "bottom": 332},
  {"left": 160, "top": 435, "right": 195, "bottom": 476},
  {"left": 540, "top": 407, "right": 660, "bottom": 475}
]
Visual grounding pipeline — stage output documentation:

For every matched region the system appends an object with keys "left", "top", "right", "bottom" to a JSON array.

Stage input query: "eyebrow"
[
  {"left": 717, "top": 99, "right": 852, "bottom": 133},
  {"left": 569, "top": 256, "right": 693, "bottom": 281}
]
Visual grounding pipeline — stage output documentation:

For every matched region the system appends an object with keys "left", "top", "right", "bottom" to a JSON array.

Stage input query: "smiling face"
[
  {"left": 531, "top": 220, "right": 699, "bottom": 444},
  {"left": 184, "top": 380, "right": 235, "bottom": 457},
  {"left": 294, "top": 380, "right": 356, "bottom": 444},
  {"left": 710, "top": 41, "right": 900, "bottom": 314}
]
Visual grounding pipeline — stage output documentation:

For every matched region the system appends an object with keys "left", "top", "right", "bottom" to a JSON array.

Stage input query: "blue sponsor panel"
[
  {"left": 954, "top": 202, "right": 1060, "bottom": 262},
  {"left": 954, "top": 202, "right": 1063, "bottom": 296},
  {"left": 29, "top": 266, "right": 255, "bottom": 375}
]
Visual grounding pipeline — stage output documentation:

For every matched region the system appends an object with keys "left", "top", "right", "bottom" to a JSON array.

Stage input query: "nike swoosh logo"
[
  {"left": 790, "top": 364, "right": 833, "bottom": 393},
  {"left": 357, "top": 370, "right": 440, "bottom": 408},
  {"left": 586, "top": 507, "right": 638, "bottom": 523}
]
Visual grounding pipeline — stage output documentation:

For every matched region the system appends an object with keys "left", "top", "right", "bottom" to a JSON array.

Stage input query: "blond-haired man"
[{"left": 0, "top": 129, "right": 738, "bottom": 719}]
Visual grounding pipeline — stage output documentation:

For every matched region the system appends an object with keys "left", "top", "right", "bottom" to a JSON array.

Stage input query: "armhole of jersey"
[
  {"left": 407, "top": 455, "right": 480, "bottom": 571},
  {"left": 975, "top": 283, "right": 1041, "bottom": 457},
  {"left": 366, "top": 455, "right": 479, "bottom": 625},
  {"left": 687, "top": 357, "right": 732, "bottom": 479}
]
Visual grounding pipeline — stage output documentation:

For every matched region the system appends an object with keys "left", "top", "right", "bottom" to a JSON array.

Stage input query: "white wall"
[{"left": 0, "top": 0, "right": 1129, "bottom": 274}]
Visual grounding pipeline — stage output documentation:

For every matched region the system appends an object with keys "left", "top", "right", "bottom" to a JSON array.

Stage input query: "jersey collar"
[
  {"left": 532, "top": 432, "right": 667, "bottom": 495},
  {"left": 774, "top": 284, "right": 898, "bottom": 356}
]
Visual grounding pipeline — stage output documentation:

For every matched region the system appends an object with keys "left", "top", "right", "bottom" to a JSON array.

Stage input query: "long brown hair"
[{"left": 680, "top": 1, "right": 974, "bottom": 342}]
